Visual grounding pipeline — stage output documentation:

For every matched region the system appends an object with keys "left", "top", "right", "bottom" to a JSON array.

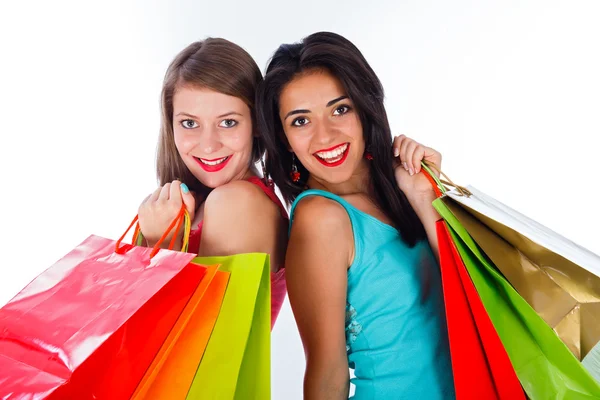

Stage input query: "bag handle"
[
  {"left": 421, "top": 160, "right": 472, "bottom": 199},
  {"left": 115, "top": 204, "right": 191, "bottom": 258}
]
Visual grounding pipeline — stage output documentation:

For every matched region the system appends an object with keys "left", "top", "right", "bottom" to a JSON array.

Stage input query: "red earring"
[
  {"left": 290, "top": 154, "right": 301, "bottom": 183},
  {"left": 365, "top": 151, "right": 374, "bottom": 161}
]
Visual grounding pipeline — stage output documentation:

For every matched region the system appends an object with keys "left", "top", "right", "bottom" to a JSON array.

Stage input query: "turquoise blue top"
[{"left": 290, "top": 189, "right": 455, "bottom": 399}]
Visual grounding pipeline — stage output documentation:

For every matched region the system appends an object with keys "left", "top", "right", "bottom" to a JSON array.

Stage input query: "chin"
[
  {"left": 186, "top": 165, "right": 234, "bottom": 190},
  {"left": 312, "top": 169, "right": 354, "bottom": 185},
  {"left": 309, "top": 156, "right": 362, "bottom": 185},
  {"left": 198, "top": 175, "right": 230, "bottom": 189}
]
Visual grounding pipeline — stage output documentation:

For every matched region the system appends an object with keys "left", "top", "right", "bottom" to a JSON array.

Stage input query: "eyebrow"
[
  {"left": 175, "top": 111, "right": 243, "bottom": 119},
  {"left": 326, "top": 95, "right": 349, "bottom": 107},
  {"left": 217, "top": 111, "right": 243, "bottom": 119},
  {"left": 175, "top": 112, "right": 198, "bottom": 119},
  {"left": 284, "top": 95, "right": 349, "bottom": 120}
]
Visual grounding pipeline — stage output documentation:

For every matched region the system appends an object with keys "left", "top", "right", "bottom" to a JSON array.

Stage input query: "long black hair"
[{"left": 256, "top": 32, "right": 426, "bottom": 247}]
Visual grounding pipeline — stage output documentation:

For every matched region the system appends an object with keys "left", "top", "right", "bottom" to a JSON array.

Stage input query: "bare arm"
[
  {"left": 197, "top": 181, "right": 287, "bottom": 271},
  {"left": 408, "top": 191, "right": 441, "bottom": 261},
  {"left": 392, "top": 134, "right": 443, "bottom": 261},
  {"left": 286, "top": 196, "right": 353, "bottom": 399}
]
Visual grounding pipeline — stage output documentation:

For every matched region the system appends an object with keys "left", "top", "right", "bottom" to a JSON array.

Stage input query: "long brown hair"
[{"left": 157, "top": 38, "right": 263, "bottom": 196}]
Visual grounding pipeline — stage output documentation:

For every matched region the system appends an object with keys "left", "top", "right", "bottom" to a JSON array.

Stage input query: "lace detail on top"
[{"left": 345, "top": 302, "right": 363, "bottom": 352}]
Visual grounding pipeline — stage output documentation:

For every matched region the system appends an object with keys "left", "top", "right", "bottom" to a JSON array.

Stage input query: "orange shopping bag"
[{"left": 131, "top": 263, "right": 230, "bottom": 399}]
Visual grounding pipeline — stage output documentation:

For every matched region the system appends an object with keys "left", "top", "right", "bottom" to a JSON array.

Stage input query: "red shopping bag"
[
  {"left": 438, "top": 220, "right": 524, "bottom": 399},
  {"left": 423, "top": 165, "right": 524, "bottom": 399},
  {"left": 0, "top": 206, "right": 203, "bottom": 399}
]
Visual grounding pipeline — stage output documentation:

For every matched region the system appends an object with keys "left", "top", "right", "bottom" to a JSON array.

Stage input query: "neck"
[
  {"left": 307, "top": 159, "right": 371, "bottom": 197},
  {"left": 242, "top": 165, "right": 259, "bottom": 180}
]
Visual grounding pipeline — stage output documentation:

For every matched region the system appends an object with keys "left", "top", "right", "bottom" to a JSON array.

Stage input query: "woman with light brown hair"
[{"left": 137, "top": 38, "right": 288, "bottom": 327}]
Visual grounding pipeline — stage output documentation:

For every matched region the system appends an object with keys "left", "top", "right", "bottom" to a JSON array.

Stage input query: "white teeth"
[
  {"left": 316, "top": 143, "right": 348, "bottom": 160},
  {"left": 199, "top": 156, "right": 228, "bottom": 166},
  {"left": 325, "top": 153, "right": 344, "bottom": 163}
]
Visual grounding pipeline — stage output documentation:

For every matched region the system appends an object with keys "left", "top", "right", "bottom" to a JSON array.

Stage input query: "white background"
[{"left": 1, "top": 1, "right": 599, "bottom": 398}]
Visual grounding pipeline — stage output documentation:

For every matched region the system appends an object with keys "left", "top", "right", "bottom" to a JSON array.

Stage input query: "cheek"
[
  {"left": 223, "top": 127, "right": 253, "bottom": 153},
  {"left": 173, "top": 128, "right": 195, "bottom": 154},
  {"left": 284, "top": 129, "right": 310, "bottom": 155},
  {"left": 347, "top": 115, "right": 363, "bottom": 138},
  {"left": 343, "top": 116, "right": 364, "bottom": 150}
]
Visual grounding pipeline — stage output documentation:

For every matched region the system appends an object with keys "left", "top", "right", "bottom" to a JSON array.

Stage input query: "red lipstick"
[
  {"left": 194, "top": 155, "right": 232, "bottom": 172},
  {"left": 312, "top": 143, "right": 350, "bottom": 168}
]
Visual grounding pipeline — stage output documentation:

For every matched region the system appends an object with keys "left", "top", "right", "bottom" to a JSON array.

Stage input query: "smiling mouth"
[
  {"left": 313, "top": 143, "right": 350, "bottom": 167},
  {"left": 194, "top": 155, "right": 232, "bottom": 172}
]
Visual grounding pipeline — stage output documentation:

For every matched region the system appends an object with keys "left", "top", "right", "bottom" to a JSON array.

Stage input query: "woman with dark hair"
[
  {"left": 257, "top": 32, "right": 455, "bottom": 398},
  {"left": 137, "top": 38, "right": 288, "bottom": 328}
]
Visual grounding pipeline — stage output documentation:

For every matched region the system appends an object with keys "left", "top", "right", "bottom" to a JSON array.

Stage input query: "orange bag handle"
[{"left": 115, "top": 204, "right": 190, "bottom": 258}]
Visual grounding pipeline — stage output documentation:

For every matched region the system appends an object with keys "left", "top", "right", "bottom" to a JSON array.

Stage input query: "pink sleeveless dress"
[{"left": 187, "top": 177, "right": 287, "bottom": 329}]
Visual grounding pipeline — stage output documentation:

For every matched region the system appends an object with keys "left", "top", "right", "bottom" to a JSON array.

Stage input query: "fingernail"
[
  {"left": 181, "top": 183, "right": 189, "bottom": 194},
  {"left": 409, "top": 168, "right": 414, "bottom": 176},
  {"left": 403, "top": 162, "right": 408, "bottom": 170},
  {"left": 394, "top": 148, "right": 400, "bottom": 157}
]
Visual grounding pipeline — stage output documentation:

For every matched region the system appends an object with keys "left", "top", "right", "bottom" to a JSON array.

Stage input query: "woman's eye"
[
  {"left": 181, "top": 119, "right": 198, "bottom": 129},
  {"left": 292, "top": 117, "right": 309, "bottom": 127},
  {"left": 219, "top": 119, "right": 238, "bottom": 128},
  {"left": 333, "top": 105, "right": 351, "bottom": 116}
]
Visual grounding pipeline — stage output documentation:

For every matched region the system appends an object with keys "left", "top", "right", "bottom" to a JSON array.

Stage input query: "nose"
[
  {"left": 198, "top": 127, "right": 223, "bottom": 155},
  {"left": 313, "top": 118, "right": 336, "bottom": 148}
]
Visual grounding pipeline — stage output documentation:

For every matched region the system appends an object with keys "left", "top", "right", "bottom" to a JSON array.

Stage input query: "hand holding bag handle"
[{"left": 115, "top": 203, "right": 191, "bottom": 258}]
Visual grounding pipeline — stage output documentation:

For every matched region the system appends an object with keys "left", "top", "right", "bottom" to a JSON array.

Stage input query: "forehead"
[
  {"left": 173, "top": 85, "right": 249, "bottom": 115},
  {"left": 279, "top": 70, "right": 347, "bottom": 112}
]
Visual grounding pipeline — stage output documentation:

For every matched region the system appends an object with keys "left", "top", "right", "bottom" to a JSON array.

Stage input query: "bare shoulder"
[
  {"left": 291, "top": 195, "right": 351, "bottom": 237},
  {"left": 199, "top": 179, "right": 287, "bottom": 259},
  {"left": 290, "top": 195, "right": 353, "bottom": 268},
  {"left": 204, "top": 179, "right": 280, "bottom": 217}
]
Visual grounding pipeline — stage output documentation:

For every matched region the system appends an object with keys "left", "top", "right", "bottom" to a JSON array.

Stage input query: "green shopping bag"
[
  {"left": 186, "top": 253, "right": 271, "bottom": 400},
  {"left": 433, "top": 198, "right": 600, "bottom": 399}
]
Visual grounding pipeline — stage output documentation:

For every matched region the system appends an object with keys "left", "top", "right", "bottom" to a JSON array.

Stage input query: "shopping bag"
[
  {"left": 440, "top": 185, "right": 600, "bottom": 363},
  {"left": 437, "top": 219, "right": 525, "bottom": 399},
  {"left": 186, "top": 253, "right": 271, "bottom": 400},
  {"left": 0, "top": 205, "right": 202, "bottom": 399},
  {"left": 433, "top": 195, "right": 600, "bottom": 399},
  {"left": 131, "top": 263, "right": 230, "bottom": 399}
]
